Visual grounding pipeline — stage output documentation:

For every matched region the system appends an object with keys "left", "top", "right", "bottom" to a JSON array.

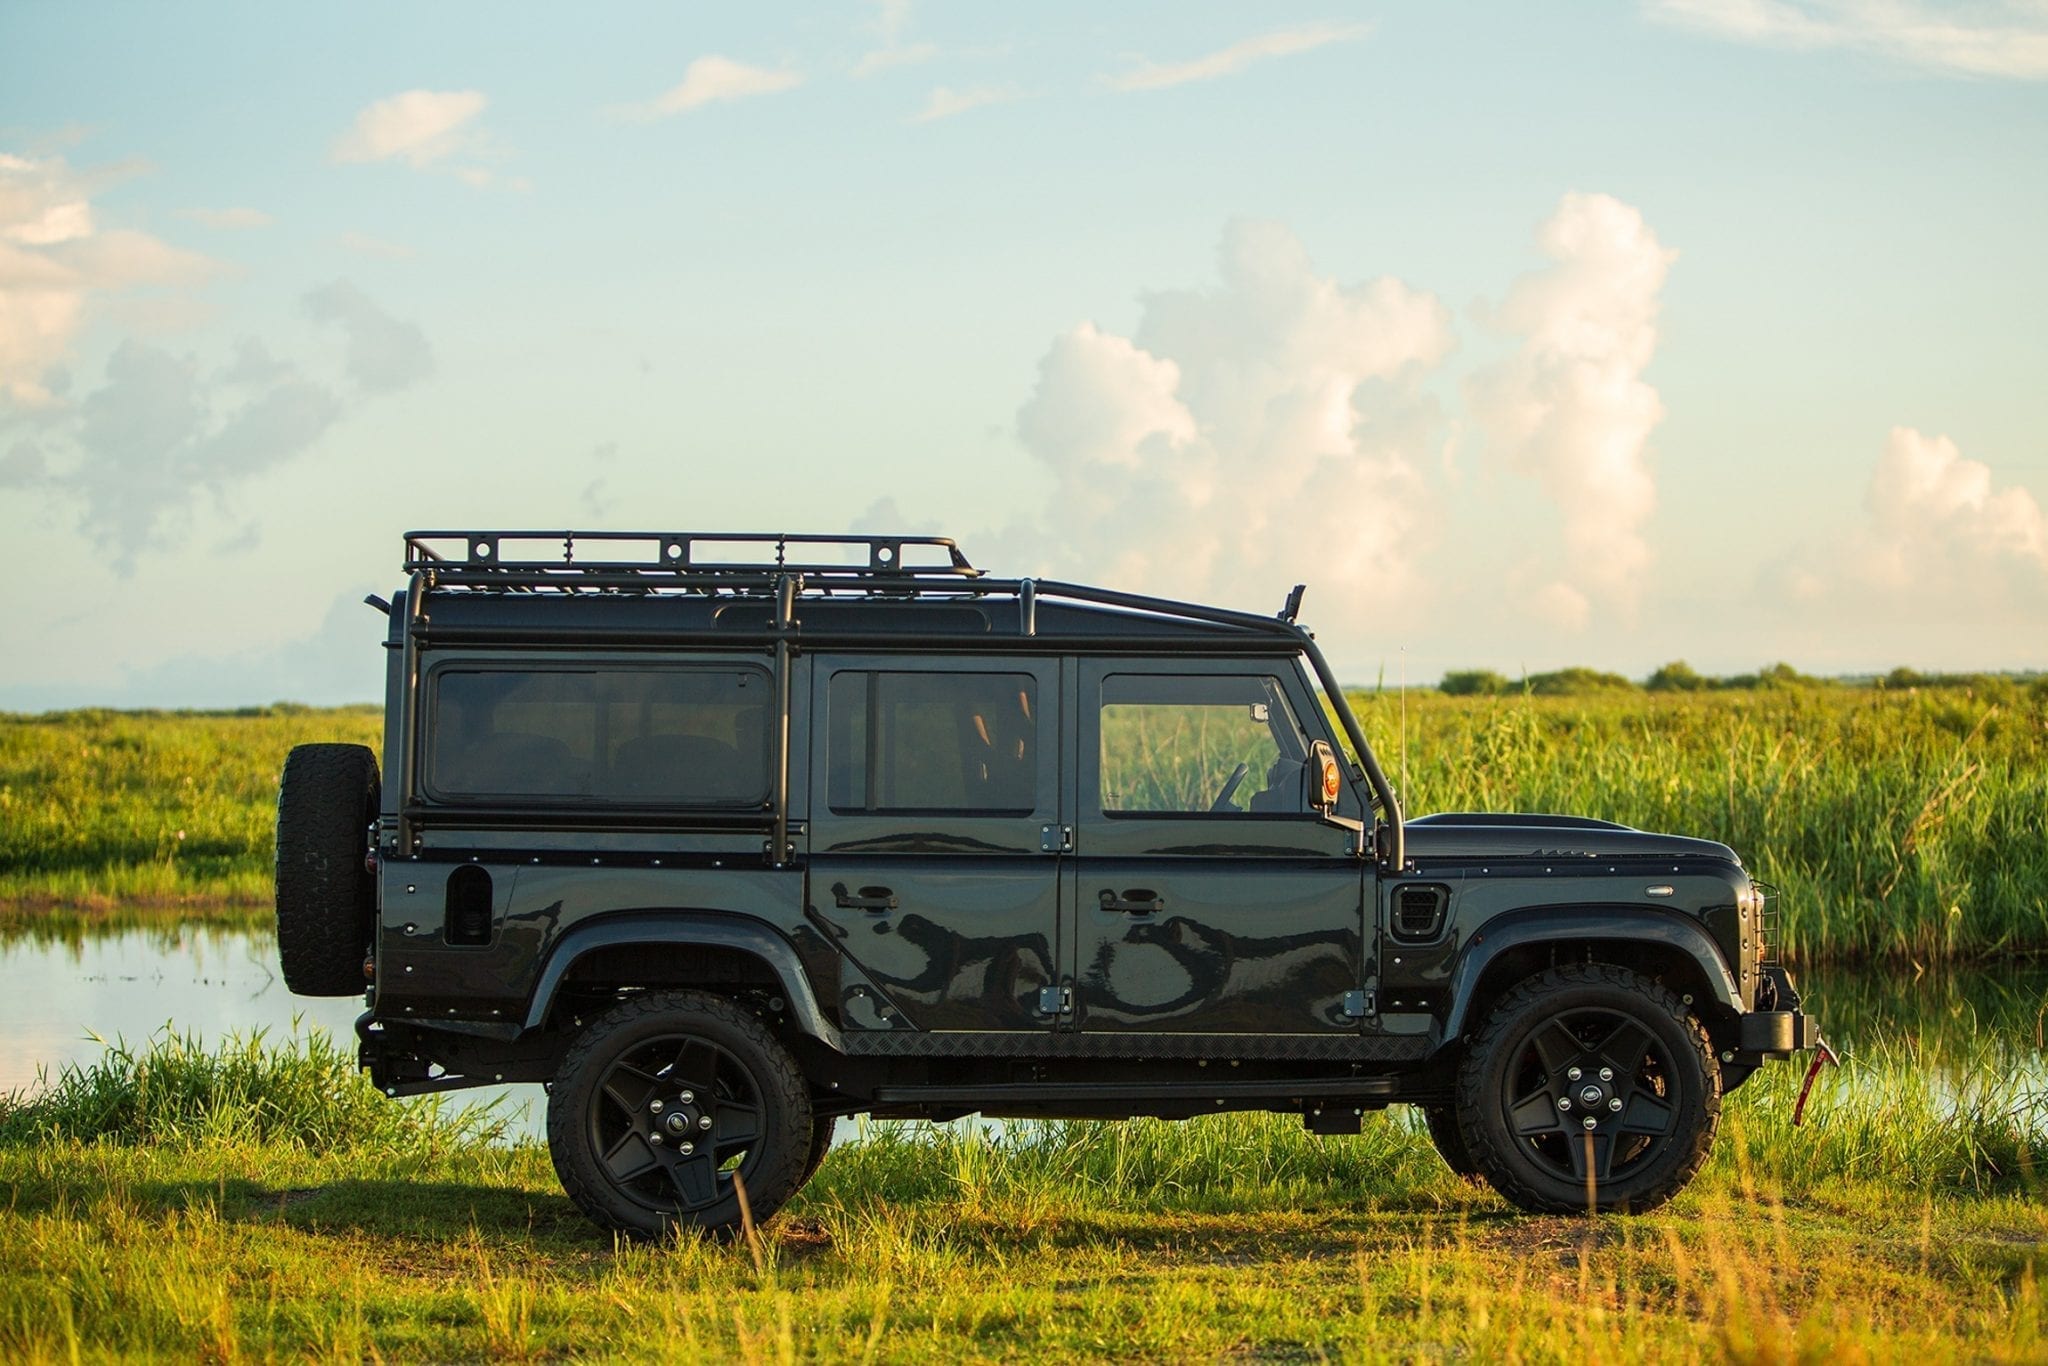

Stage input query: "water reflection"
[
  {"left": 1799, "top": 965, "right": 2046, "bottom": 1057},
  {"left": 0, "top": 923, "right": 546, "bottom": 1135},
  {"left": 3, "top": 921, "right": 2041, "bottom": 1146}
]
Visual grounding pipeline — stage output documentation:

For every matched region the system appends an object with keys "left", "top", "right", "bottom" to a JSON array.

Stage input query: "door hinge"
[
  {"left": 1040, "top": 823, "right": 1073, "bottom": 854},
  {"left": 1037, "top": 985, "right": 1074, "bottom": 1016},
  {"left": 1342, "top": 989, "right": 1374, "bottom": 1019}
]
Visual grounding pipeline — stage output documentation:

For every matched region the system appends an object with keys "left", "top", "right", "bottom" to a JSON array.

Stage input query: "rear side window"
[
  {"left": 828, "top": 671, "right": 1037, "bottom": 814},
  {"left": 428, "top": 667, "right": 769, "bottom": 805}
]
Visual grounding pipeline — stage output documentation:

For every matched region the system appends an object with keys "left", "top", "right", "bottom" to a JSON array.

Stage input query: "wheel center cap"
[
  {"left": 663, "top": 1111, "right": 691, "bottom": 1136},
  {"left": 1578, "top": 1084, "right": 1604, "bottom": 1107}
]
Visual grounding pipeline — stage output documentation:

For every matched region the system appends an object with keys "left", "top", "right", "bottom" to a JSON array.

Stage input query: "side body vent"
[{"left": 1390, "top": 883, "right": 1450, "bottom": 942}]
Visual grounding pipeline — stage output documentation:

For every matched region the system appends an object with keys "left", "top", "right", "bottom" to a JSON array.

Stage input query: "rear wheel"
[
  {"left": 274, "top": 743, "right": 378, "bottom": 996},
  {"left": 548, "top": 990, "right": 812, "bottom": 1239},
  {"left": 1456, "top": 964, "right": 1719, "bottom": 1214}
]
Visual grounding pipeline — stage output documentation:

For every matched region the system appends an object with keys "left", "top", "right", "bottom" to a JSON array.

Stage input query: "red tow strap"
[{"left": 1791, "top": 1036, "right": 1838, "bottom": 1127}]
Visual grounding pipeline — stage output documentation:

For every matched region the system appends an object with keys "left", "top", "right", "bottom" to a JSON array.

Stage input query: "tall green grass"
[
  {"left": 1346, "top": 681, "right": 2048, "bottom": 964},
  {"left": 0, "top": 1024, "right": 502, "bottom": 1153},
  {"left": 0, "top": 705, "right": 378, "bottom": 907},
  {"left": 4, "top": 686, "right": 2045, "bottom": 962}
]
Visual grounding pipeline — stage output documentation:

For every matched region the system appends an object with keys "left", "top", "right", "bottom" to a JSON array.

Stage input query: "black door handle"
[
  {"left": 833, "top": 882, "right": 898, "bottom": 912},
  {"left": 1099, "top": 888, "right": 1163, "bottom": 915}
]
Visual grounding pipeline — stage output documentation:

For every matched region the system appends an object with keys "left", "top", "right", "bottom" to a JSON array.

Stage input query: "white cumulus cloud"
[
  {"left": 1009, "top": 220, "right": 1453, "bottom": 615},
  {"left": 856, "top": 42, "right": 940, "bottom": 77},
  {"left": 0, "top": 152, "right": 216, "bottom": 406},
  {"left": 3, "top": 281, "right": 434, "bottom": 571},
  {"left": 1854, "top": 427, "right": 2047, "bottom": 587},
  {"left": 177, "top": 206, "right": 273, "bottom": 230},
  {"left": 1773, "top": 428, "right": 2048, "bottom": 660},
  {"left": 339, "top": 231, "right": 415, "bottom": 259},
  {"left": 856, "top": 0, "right": 939, "bottom": 76},
  {"left": 1647, "top": 0, "right": 2048, "bottom": 79},
  {"left": 912, "top": 86, "right": 1023, "bottom": 122},
  {"left": 622, "top": 57, "right": 804, "bottom": 120},
  {"left": 1466, "top": 192, "right": 1676, "bottom": 628},
  {"left": 332, "top": 90, "right": 488, "bottom": 167},
  {"left": 1108, "top": 22, "right": 1371, "bottom": 91}
]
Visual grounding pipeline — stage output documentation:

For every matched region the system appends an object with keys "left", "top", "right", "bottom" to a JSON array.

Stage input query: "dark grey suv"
[{"left": 275, "top": 531, "right": 1816, "bottom": 1237}]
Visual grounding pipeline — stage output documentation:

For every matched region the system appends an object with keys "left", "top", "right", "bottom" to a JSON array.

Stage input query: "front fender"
[
  {"left": 524, "top": 911, "right": 844, "bottom": 1051},
  {"left": 1438, "top": 905, "right": 1741, "bottom": 1041}
]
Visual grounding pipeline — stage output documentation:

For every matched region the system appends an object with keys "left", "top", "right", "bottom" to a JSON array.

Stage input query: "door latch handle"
[
  {"left": 833, "top": 883, "right": 898, "bottom": 912},
  {"left": 1098, "top": 888, "right": 1163, "bottom": 915}
]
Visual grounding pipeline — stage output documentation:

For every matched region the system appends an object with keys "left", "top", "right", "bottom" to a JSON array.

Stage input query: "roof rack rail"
[{"left": 403, "top": 530, "right": 979, "bottom": 585}]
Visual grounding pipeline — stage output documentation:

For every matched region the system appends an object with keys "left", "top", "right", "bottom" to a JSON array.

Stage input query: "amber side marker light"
[{"left": 1309, "top": 740, "right": 1343, "bottom": 814}]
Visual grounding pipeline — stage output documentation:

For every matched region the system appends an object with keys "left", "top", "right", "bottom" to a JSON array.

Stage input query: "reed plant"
[
  {"left": 1344, "top": 681, "right": 2048, "bottom": 964},
  {"left": 4, "top": 685, "right": 2045, "bottom": 963},
  {"left": 0, "top": 1023, "right": 501, "bottom": 1153}
]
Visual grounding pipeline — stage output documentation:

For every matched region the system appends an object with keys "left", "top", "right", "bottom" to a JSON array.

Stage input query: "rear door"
[
  {"left": 807, "top": 656, "right": 1064, "bottom": 1032},
  {"left": 1068, "top": 661, "right": 1366, "bottom": 1036}
]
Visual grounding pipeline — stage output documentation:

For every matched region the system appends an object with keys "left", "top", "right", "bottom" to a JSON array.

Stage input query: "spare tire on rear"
[{"left": 275, "top": 743, "right": 379, "bottom": 996}]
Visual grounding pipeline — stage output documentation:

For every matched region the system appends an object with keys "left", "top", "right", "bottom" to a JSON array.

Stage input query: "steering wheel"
[{"left": 1210, "top": 761, "right": 1251, "bottom": 813}]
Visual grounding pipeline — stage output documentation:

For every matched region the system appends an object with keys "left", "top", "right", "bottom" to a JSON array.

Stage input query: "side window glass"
[
  {"left": 1100, "top": 674, "right": 1310, "bottom": 816},
  {"left": 430, "top": 667, "right": 769, "bottom": 805},
  {"left": 829, "top": 671, "right": 1037, "bottom": 815}
]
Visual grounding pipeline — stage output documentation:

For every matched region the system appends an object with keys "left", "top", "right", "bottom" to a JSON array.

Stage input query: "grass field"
[
  {"left": 5, "top": 681, "right": 2044, "bottom": 961},
  {"left": 0, "top": 705, "right": 379, "bottom": 916},
  {"left": 3, "top": 688, "right": 2042, "bottom": 1359},
  {"left": 0, "top": 1027, "right": 2042, "bottom": 1362}
]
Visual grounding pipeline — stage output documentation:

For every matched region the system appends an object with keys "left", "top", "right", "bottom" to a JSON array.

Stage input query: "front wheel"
[
  {"left": 1455, "top": 964, "right": 1719, "bottom": 1214},
  {"left": 547, "top": 990, "right": 813, "bottom": 1239}
]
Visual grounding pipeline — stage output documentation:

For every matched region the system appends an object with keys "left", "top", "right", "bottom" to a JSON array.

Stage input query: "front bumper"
[{"left": 1734, "top": 965, "right": 1818, "bottom": 1056}]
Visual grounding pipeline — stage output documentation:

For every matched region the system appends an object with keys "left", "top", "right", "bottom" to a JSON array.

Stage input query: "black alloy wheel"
[
  {"left": 1455, "top": 964, "right": 1719, "bottom": 1214},
  {"left": 548, "top": 990, "right": 812, "bottom": 1239}
]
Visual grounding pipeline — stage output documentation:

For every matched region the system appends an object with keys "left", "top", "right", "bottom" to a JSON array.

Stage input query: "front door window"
[{"left": 1099, "top": 674, "right": 1311, "bottom": 817}]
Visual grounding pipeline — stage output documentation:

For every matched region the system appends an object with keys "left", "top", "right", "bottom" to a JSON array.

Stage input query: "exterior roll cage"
[{"left": 389, "top": 530, "right": 1407, "bottom": 870}]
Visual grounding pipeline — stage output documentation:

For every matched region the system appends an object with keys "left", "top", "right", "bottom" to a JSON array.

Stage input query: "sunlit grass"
[
  {"left": 0, "top": 705, "right": 378, "bottom": 908},
  {"left": 0, "top": 1028, "right": 2041, "bottom": 1361}
]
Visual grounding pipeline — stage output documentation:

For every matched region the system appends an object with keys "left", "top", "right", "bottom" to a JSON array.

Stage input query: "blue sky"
[{"left": 2, "top": 1, "right": 2045, "bottom": 708}]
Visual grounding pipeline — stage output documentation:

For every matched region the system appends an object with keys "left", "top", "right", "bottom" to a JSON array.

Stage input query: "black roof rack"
[{"left": 404, "top": 530, "right": 978, "bottom": 586}]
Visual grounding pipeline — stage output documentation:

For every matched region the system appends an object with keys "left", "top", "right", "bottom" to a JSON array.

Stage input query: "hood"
[{"left": 1404, "top": 812, "right": 1741, "bottom": 867}]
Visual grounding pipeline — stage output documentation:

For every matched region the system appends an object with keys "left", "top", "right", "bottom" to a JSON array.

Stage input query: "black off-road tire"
[
  {"left": 548, "top": 990, "right": 813, "bottom": 1240},
  {"left": 1456, "top": 964, "right": 1720, "bottom": 1215},
  {"left": 274, "top": 743, "right": 379, "bottom": 996},
  {"left": 1422, "top": 1105, "right": 1483, "bottom": 1182}
]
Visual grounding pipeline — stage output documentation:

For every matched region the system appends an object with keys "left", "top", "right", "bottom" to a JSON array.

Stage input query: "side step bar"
[{"left": 871, "top": 1076, "right": 1399, "bottom": 1107}]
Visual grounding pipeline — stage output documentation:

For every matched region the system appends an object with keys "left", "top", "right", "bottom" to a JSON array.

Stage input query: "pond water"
[{"left": 3, "top": 921, "right": 2043, "bottom": 1144}]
